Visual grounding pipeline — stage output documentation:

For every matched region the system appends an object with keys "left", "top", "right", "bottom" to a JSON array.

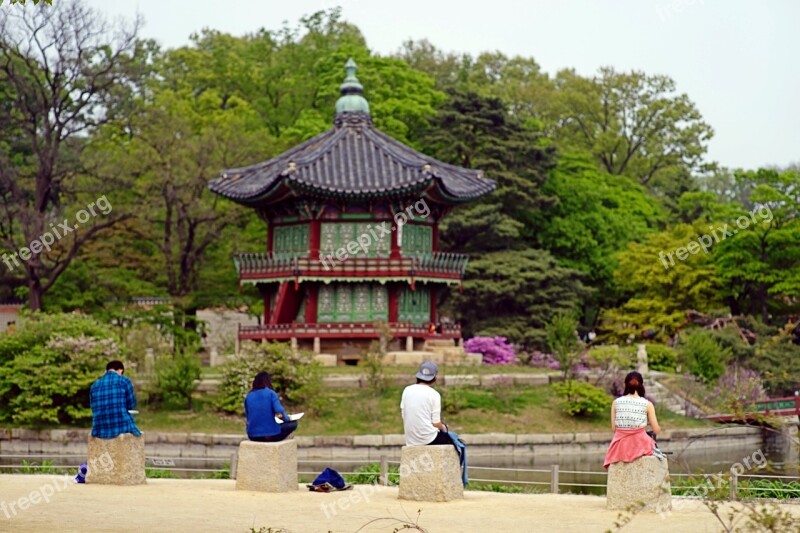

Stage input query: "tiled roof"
[{"left": 209, "top": 113, "right": 495, "bottom": 204}]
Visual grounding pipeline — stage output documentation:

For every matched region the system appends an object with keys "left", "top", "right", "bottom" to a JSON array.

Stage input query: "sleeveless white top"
[{"left": 614, "top": 395, "right": 648, "bottom": 428}]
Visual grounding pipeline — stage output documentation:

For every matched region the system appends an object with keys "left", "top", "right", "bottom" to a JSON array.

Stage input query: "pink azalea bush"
[{"left": 464, "top": 336, "right": 517, "bottom": 365}]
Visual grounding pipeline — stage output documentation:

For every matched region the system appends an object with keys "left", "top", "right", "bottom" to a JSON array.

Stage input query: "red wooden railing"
[
  {"left": 238, "top": 321, "right": 461, "bottom": 340},
  {"left": 233, "top": 252, "right": 468, "bottom": 281},
  {"left": 704, "top": 395, "right": 800, "bottom": 423}
]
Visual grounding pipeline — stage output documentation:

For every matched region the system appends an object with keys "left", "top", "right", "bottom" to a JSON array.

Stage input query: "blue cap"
[{"left": 416, "top": 361, "right": 438, "bottom": 381}]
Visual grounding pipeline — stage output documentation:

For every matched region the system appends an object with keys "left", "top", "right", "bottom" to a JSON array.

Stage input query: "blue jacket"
[
  {"left": 244, "top": 388, "right": 289, "bottom": 438},
  {"left": 448, "top": 431, "right": 468, "bottom": 486}
]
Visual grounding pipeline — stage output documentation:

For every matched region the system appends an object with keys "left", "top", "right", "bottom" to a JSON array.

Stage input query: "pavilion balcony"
[
  {"left": 233, "top": 252, "right": 469, "bottom": 284},
  {"left": 238, "top": 321, "right": 461, "bottom": 341}
]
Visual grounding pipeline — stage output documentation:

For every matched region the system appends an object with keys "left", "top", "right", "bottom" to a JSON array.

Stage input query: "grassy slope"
[{"left": 133, "top": 384, "right": 714, "bottom": 436}]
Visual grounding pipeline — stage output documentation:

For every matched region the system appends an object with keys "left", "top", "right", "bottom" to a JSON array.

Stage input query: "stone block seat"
[
  {"left": 607, "top": 455, "right": 671, "bottom": 512},
  {"left": 398, "top": 445, "right": 463, "bottom": 502},
  {"left": 235, "top": 439, "right": 298, "bottom": 492},
  {"left": 86, "top": 433, "right": 146, "bottom": 485}
]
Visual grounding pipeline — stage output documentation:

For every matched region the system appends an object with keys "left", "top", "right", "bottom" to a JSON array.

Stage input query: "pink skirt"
[{"left": 603, "top": 427, "right": 654, "bottom": 469}]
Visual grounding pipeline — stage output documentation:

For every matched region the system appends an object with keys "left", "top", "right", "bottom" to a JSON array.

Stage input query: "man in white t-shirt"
[{"left": 400, "top": 362, "right": 452, "bottom": 446}]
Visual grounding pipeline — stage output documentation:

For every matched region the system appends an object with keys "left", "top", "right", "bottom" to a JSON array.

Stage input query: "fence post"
[
  {"left": 550, "top": 464, "right": 559, "bottom": 494},
  {"left": 729, "top": 472, "right": 738, "bottom": 501},
  {"left": 230, "top": 452, "right": 238, "bottom": 480},
  {"left": 380, "top": 455, "right": 388, "bottom": 486}
]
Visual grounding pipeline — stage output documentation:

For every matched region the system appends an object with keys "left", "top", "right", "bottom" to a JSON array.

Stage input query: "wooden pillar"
[
  {"left": 391, "top": 222, "right": 401, "bottom": 259},
  {"left": 309, "top": 219, "right": 321, "bottom": 260},
  {"left": 262, "top": 286, "right": 271, "bottom": 324},
  {"left": 313, "top": 337, "right": 321, "bottom": 354},
  {"left": 388, "top": 284, "right": 399, "bottom": 323},
  {"left": 432, "top": 223, "right": 439, "bottom": 252},
  {"left": 305, "top": 283, "right": 318, "bottom": 324}
]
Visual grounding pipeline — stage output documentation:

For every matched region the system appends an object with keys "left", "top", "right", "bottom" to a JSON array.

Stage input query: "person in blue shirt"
[
  {"left": 245, "top": 372, "right": 298, "bottom": 442},
  {"left": 90, "top": 360, "right": 141, "bottom": 439}
]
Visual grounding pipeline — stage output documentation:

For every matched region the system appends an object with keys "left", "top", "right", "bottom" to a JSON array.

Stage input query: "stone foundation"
[
  {"left": 235, "top": 439, "right": 298, "bottom": 492},
  {"left": 607, "top": 455, "right": 671, "bottom": 512},
  {"left": 86, "top": 433, "right": 146, "bottom": 485},
  {"left": 398, "top": 445, "right": 463, "bottom": 502}
]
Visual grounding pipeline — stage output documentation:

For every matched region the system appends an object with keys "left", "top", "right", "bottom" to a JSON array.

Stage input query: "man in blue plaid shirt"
[{"left": 90, "top": 360, "right": 141, "bottom": 438}]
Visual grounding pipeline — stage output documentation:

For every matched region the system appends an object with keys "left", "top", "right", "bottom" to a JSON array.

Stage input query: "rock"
[
  {"left": 235, "top": 439, "right": 298, "bottom": 492},
  {"left": 398, "top": 445, "right": 463, "bottom": 502},
  {"left": 607, "top": 455, "right": 671, "bottom": 512},
  {"left": 86, "top": 433, "right": 146, "bottom": 485}
]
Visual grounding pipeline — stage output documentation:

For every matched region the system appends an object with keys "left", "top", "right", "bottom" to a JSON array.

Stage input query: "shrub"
[
  {"left": 552, "top": 380, "right": 612, "bottom": 417},
  {"left": 704, "top": 365, "right": 765, "bottom": 413},
  {"left": 545, "top": 312, "right": 583, "bottom": 380},
  {"left": 751, "top": 331, "right": 800, "bottom": 396},
  {"left": 344, "top": 462, "right": 399, "bottom": 485},
  {"left": 678, "top": 329, "right": 731, "bottom": 383},
  {"left": 464, "top": 336, "right": 516, "bottom": 365},
  {"left": 215, "top": 342, "right": 322, "bottom": 414},
  {"left": 526, "top": 351, "right": 560, "bottom": 370},
  {"left": 0, "top": 312, "right": 122, "bottom": 426},
  {"left": 644, "top": 344, "right": 677, "bottom": 372},
  {"left": 149, "top": 349, "right": 202, "bottom": 410}
]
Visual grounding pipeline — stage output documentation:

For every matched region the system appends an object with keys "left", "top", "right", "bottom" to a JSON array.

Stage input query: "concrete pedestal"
[
  {"left": 235, "top": 439, "right": 298, "bottom": 492},
  {"left": 607, "top": 455, "right": 671, "bottom": 512},
  {"left": 398, "top": 445, "right": 463, "bottom": 502},
  {"left": 86, "top": 433, "right": 146, "bottom": 485}
]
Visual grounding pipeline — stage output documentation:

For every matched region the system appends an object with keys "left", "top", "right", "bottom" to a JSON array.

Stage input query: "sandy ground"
[{"left": 1, "top": 475, "right": 797, "bottom": 533}]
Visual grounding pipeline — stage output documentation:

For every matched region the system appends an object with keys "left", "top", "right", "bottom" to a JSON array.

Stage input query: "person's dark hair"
[
  {"left": 252, "top": 371, "right": 273, "bottom": 391},
  {"left": 416, "top": 377, "right": 436, "bottom": 385},
  {"left": 106, "top": 360, "right": 125, "bottom": 372},
  {"left": 623, "top": 371, "right": 645, "bottom": 397}
]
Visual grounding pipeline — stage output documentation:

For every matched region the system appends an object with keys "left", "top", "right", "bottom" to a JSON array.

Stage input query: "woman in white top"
[{"left": 603, "top": 371, "right": 661, "bottom": 468}]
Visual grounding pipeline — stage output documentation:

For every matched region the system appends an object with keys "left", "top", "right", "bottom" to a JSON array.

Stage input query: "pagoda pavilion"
[{"left": 209, "top": 59, "right": 495, "bottom": 361}]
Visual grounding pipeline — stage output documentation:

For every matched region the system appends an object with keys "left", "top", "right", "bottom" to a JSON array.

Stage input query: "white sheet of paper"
[{"left": 275, "top": 412, "right": 304, "bottom": 424}]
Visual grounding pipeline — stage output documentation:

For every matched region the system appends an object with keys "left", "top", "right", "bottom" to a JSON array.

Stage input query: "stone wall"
[{"left": 0, "top": 426, "right": 763, "bottom": 462}]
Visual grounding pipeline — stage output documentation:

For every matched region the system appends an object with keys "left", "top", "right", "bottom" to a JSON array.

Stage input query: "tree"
[
  {"left": 603, "top": 222, "right": 724, "bottom": 341},
  {"left": 536, "top": 153, "right": 664, "bottom": 314},
  {"left": 0, "top": 0, "right": 144, "bottom": 310},
  {"left": 427, "top": 88, "right": 556, "bottom": 253},
  {"left": 551, "top": 67, "right": 713, "bottom": 187},
  {"left": 714, "top": 168, "right": 800, "bottom": 321},
  {"left": 454, "top": 248, "right": 589, "bottom": 348},
  {"left": 91, "top": 85, "right": 269, "bottom": 330},
  {"left": 546, "top": 311, "right": 583, "bottom": 381}
]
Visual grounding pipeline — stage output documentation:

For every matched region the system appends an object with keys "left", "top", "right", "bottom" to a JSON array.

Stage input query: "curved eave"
[{"left": 208, "top": 120, "right": 497, "bottom": 206}]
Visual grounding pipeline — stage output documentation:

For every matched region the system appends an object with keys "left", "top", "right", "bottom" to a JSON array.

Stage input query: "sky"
[{"left": 85, "top": 0, "right": 799, "bottom": 171}]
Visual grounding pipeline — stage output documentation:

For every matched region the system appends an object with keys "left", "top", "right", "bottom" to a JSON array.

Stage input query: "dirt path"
[{"left": 0, "top": 475, "right": 793, "bottom": 532}]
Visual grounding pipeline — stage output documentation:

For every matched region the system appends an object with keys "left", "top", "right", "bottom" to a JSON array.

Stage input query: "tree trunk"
[{"left": 27, "top": 278, "right": 43, "bottom": 311}]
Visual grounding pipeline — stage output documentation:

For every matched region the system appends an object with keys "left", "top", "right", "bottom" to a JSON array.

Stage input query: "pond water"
[{"left": 2, "top": 441, "right": 793, "bottom": 495}]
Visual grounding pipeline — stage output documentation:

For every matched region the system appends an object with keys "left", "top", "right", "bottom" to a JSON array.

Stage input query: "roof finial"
[{"left": 335, "top": 58, "right": 370, "bottom": 116}]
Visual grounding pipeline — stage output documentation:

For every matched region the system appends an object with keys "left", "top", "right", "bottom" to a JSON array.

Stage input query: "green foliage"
[
  {"left": 546, "top": 312, "right": 583, "bottom": 380},
  {"left": 678, "top": 329, "right": 731, "bottom": 383},
  {"left": 0, "top": 312, "right": 122, "bottom": 426},
  {"left": 751, "top": 331, "right": 800, "bottom": 396},
  {"left": 215, "top": 343, "right": 323, "bottom": 414},
  {"left": 643, "top": 344, "right": 677, "bottom": 372},
  {"left": 551, "top": 66, "right": 713, "bottom": 188},
  {"left": 602, "top": 222, "right": 724, "bottom": 342},
  {"left": 146, "top": 468, "right": 180, "bottom": 479},
  {"left": 455, "top": 249, "right": 588, "bottom": 348},
  {"left": 16, "top": 460, "right": 58, "bottom": 474},
  {"left": 587, "top": 345, "right": 634, "bottom": 371},
  {"left": 537, "top": 153, "right": 664, "bottom": 305},
  {"left": 362, "top": 323, "right": 392, "bottom": 398},
  {"left": 552, "top": 380, "right": 612, "bottom": 417},
  {"left": 344, "top": 462, "right": 399, "bottom": 486},
  {"left": 149, "top": 349, "right": 202, "bottom": 410}
]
